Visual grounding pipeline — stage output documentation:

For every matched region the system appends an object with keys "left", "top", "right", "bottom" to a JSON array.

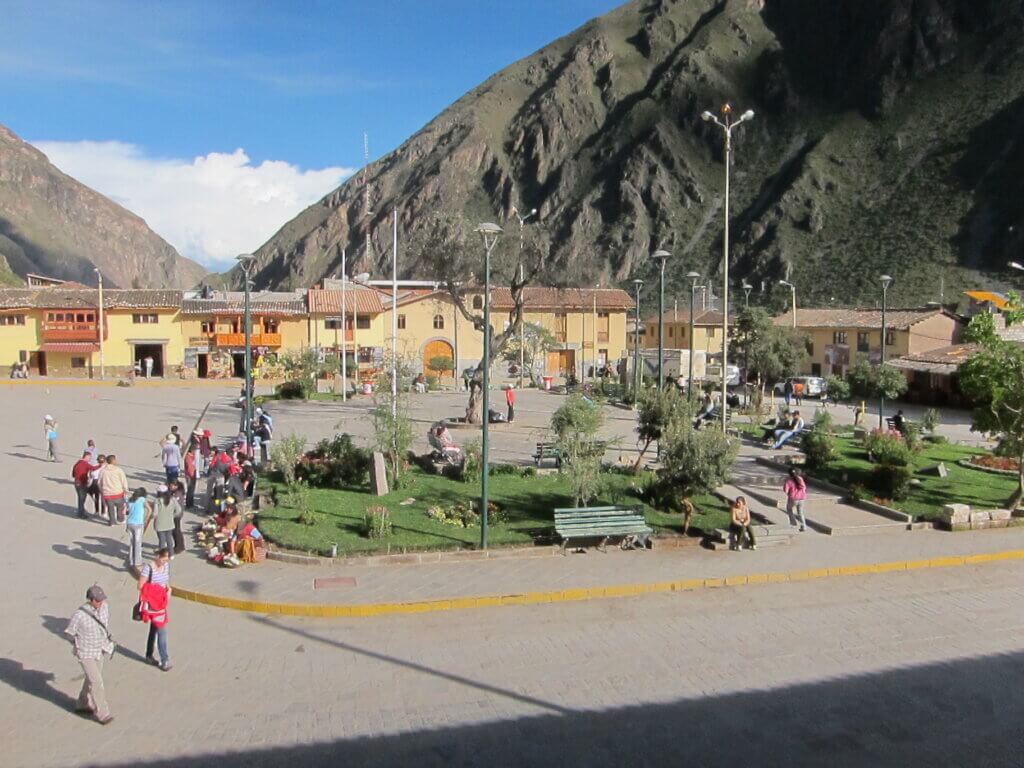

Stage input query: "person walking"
[
  {"left": 729, "top": 496, "right": 756, "bottom": 551},
  {"left": 160, "top": 434, "right": 182, "bottom": 484},
  {"left": 99, "top": 455, "right": 129, "bottom": 526},
  {"left": 143, "top": 355, "right": 154, "bottom": 379},
  {"left": 783, "top": 467, "right": 808, "bottom": 532},
  {"left": 84, "top": 439, "right": 98, "bottom": 463},
  {"left": 782, "top": 379, "right": 794, "bottom": 407},
  {"left": 138, "top": 548, "right": 172, "bottom": 671},
  {"left": 87, "top": 455, "right": 106, "bottom": 515},
  {"left": 44, "top": 415, "right": 60, "bottom": 462},
  {"left": 183, "top": 445, "right": 198, "bottom": 509},
  {"left": 506, "top": 385, "right": 516, "bottom": 424},
  {"left": 125, "top": 488, "right": 152, "bottom": 573},
  {"left": 72, "top": 451, "right": 98, "bottom": 518},
  {"left": 152, "top": 485, "right": 179, "bottom": 556},
  {"left": 64, "top": 585, "right": 115, "bottom": 724}
]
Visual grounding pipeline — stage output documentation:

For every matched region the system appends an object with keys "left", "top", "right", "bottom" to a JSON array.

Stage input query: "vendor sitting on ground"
[
  {"left": 771, "top": 410, "right": 804, "bottom": 449},
  {"left": 232, "top": 518, "right": 264, "bottom": 561}
]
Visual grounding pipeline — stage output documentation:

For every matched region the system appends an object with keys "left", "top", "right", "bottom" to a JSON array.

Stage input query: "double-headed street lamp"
[
  {"left": 702, "top": 103, "right": 755, "bottom": 432},
  {"left": 632, "top": 278, "right": 644, "bottom": 401},
  {"left": 1010, "top": 261, "right": 1024, "bottom": 272},
  {"left": 475, "top": 222, "right": 503, "bottom": 550},
  {"left": 879, "top": 274, "right": 893, "bottom": 429},
  {"left": 742, "top": 281, "right": 753, "bottom": 308},
  {"left": 652, "top": 250, "right": 670, "bottom": 389},
  {"left": 687, "top": 271, "right": 701, "bottom": 401},
  {"left": 779, "top": 279, "right": 797, "bottom": 329},
  {"left": 236, "top": 253, "right": 257, "bottom": 454},
  {"left": 510, "top": 205, "right": 538, "bottom": 389}
]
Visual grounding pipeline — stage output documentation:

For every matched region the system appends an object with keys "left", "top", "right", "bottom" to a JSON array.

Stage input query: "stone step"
[{"left": 799, "top": 500, "right": 910, "bottom": 536}]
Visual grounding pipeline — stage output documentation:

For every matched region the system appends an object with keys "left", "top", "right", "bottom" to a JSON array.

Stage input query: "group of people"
[
  {"left": 760, "top": 409, "right": 805, "bottom": 450},
  {"left": 728, "top": 468, "right": 809, "bottom": 551}
]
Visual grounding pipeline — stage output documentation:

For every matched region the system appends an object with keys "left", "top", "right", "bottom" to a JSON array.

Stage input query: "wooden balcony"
[
  {"left": 41, "top": 322, "right": 105, "bottom": 342},
  {"left": 213, "top": 332, "right": 282, "bottom": 347}
]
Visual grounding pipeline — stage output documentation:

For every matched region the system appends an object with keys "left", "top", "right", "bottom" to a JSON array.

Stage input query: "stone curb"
[{"left": 171, "top": 548, "right": 1024, "bottom": 619}]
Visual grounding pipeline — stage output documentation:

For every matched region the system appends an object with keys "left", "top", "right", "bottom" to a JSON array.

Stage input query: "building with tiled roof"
[
  {"left": 641, "top": 308, "right": 732, "bottom": 356},
  {"left": 774, "top": 306, "right": 964, "bottom": 378},
  {"left": 490, "top": 286, "right": 634, "bottom": 311}
]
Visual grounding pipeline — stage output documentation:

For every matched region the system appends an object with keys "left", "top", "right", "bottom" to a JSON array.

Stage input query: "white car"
[{"left": 774, "top": 376, "right": 827, "bottom": 398}]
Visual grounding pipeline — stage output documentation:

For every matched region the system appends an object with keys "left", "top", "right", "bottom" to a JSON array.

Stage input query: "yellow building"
[
  {"left": 643, "top": 309, "right": 727, "bottom": 356},
  {"left": 774, "top": 307, "right": 964, "bottom": 378},
  {"left": 307, "top": 284, "right": 388, "bottom": 381},
  {"left": 178, "top": 290, "right": 307, "bottom": 378},
  {"left": 0, "top": 286, "right": 182, "bottom": 377}
]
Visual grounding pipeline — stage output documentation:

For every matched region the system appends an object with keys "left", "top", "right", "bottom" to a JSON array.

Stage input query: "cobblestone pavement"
[{"left": 3, "top": 383, "right": 1023, "bottom": 767}]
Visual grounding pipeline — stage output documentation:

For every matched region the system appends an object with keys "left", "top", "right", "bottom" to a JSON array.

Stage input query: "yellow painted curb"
[{"left": 172, "top": 548, "right": 1024, "bottom": 619}]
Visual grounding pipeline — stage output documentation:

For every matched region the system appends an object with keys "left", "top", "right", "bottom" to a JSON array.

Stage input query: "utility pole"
[{"left": 94, "top": 268, "right": 105, "bottom": 380}]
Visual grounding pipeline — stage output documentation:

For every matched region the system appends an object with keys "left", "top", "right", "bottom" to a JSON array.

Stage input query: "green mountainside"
[
  {"left": 235, "top": 0, "right": 1024, "bottom": 308},
  {"left": 0, "top": 124, "right": 206, "bottom": 288}
]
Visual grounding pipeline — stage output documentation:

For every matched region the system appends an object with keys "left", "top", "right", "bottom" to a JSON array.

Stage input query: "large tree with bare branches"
[{"left": 414, "top": 213, "right": 552, "bottom": 423}]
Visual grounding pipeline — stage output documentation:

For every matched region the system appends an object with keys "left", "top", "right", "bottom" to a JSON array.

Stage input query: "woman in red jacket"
[{"left": 138, "top": 548, "right": 172, "bottom": 671}]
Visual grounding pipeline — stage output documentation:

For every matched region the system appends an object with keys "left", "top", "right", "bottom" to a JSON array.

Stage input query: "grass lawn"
[
  {"left": 813, "top": 437, "right": 1017, "bottom": 521},
  {"left": 258, "top": 466, "right": 730, "bottom": 555}
]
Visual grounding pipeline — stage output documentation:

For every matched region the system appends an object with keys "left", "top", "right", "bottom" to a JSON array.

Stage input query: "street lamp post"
[
  {"left": 341, "top": 248, "right": 347, "bottom": 402},
  {"left": 236, "top": 253, "right": 257, "bottom": 454},
  {"left": 476, "top": 222, "right": 503, "bottom": 550},
  {"left": 779, "top": 280, "right": 797, "bottom": 329},
  {"left": 511, "top": 206, "right": 537, "bottom": 389},
  {"left": 94, "top": 268, "right": 105, "bottom": 380},
  {"left": 1010, "top": 261, "right": 1024, "bottom": 273},
  {"left": 687, "top": 272, "right": 701, "bottom": 401},
  {"left": 652, "top": 250, "right": 670, "bottom": 389},
  {"left": 879, "top": 274, "right": 893, "bottom": 429},
  {"left": 632, "top": 278, "right": 643, "bottom": 402},
  {"left": 742, "top": 281, "right": 753, "bottom": 308},
  {"left": 702, "top": 103, "right": 755, "bottom": 432}
]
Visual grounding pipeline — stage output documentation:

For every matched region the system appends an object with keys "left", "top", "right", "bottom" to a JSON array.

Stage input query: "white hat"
[
  {"left": 166, "top": 433, "right": 176, "bottom": 441},
  {"left": 157, "top": 484, "right": 169, "bottom": 493},
  {"left": 45, "top": 414, "right": 52, "bottom": 421}
]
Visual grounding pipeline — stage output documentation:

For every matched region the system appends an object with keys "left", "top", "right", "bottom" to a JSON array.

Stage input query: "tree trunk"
[
  {"left": 465, "top": 380, "right": 483, "bottom": 424},
  {"left": 1010, "top": 453, "right": 1024, "bottom": 511},
  {"left": 632, "top": 438, "right": 654, "bottom": 472}
]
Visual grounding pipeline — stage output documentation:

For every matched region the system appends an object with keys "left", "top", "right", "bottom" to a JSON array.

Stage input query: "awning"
[{"left": 41, "top": 342, "right": 100, "bottom": 353}]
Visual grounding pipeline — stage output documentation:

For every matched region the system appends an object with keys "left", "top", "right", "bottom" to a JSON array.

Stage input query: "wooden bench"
[
  {"left": 554, "top": 506, "right": 653, "bottom": 553},
  {"left": 533, "top": 442, "right": 562, "bottom": 468},
  {"left": 885, "top": 417, "right": 915, "bottom": 435}
]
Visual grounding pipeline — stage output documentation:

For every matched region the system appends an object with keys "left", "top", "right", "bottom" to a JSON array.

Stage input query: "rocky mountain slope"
[
  {"left": 235, "top": 0, "right": 1024, "bottom": 308},
  {"left": 0, "top": 124, "right": 206, "bottom": 288}
]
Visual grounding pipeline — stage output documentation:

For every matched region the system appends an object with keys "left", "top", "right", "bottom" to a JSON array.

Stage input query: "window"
[
  {"left": 71, "top": 357, "right": 86, "bottom": 369},
  {"left": 325, "top": 318, "right": 344, "bottom": 330},
  {"left": 811, "top": 363, "right": 822, "bottom": 377},
  {"left": 263, "top": 318, "right": 280, "bottom": 333},
  {"left": 472, "top": 295, "right": 483, "bottom": 310},
  {"left": 806, "top": 340, "right": 814, "bottom": 356},
  {"left": 356, "top": 316, "right": 370, "bottom": 330},
  {"left": 433, "top": 314, "right": 445, "bottom": 330},
  {"left": 857, "top": 332, "right": 870, "bottom": 352},
  {"left": 0, "top": 314, "right": 25, "bottom": 326},
  {"left": 885, "top": 329, "right": 895, "bottom": 346},
  {"left": 832, "top": 331, "right": 848, "bottom": 345},
  {"left": 397, "top": 314, "right": 406, "bottom": 330},
  {"left": 708, "top": 327, "right": 716, "bottom": 338},
  {"left": 554, "top": 312, "right": 567, "bottom": 342},
  {"left": 133, "top": 313, "right": 158, "bottom": 324},
  {"left": 200, "top": 321, "right": 215, "bottom": 334},
  {"left": 597, "top": 311, "right": 610, "bottom": 343},
  {"left": 668, "top": 326, "right": 674, "bottom": 339}
]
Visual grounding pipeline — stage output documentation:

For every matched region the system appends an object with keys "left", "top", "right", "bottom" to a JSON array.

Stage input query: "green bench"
[
  {"left": 533, "top": 442, "right": 562, "bottom": 468},
  {"left": 554, "top": 506, "right": 653, "bottom": 553}
]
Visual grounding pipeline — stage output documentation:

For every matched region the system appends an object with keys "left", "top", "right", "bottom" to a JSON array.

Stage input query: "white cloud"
[{"left": 32, "top": 140, "right": 353, "bottom": 270}]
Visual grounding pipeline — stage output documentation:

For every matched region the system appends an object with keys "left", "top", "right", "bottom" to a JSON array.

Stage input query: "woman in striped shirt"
[{"left": 138, "top": 548, "right": 172, "bottom": 671}]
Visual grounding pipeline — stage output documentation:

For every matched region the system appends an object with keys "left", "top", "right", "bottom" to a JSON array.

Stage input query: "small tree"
[
  {"left": 371, "top": 355, "right": 415, "bottom": 488},
  {"left": 633, "top": 386, "right": 693, "bottom": 471},
  {"left": 825, "top": 375, "right": 850, "bottom": 402},
  {"left": 271, "top": 434, "right": 307, "bottom": 485},
  {"left": 503, "top": 322, "right": 558, "bottom": 383},
  {"left": 735, "top": 307, "right": 808, "bottom": 393},
  {"left": 427, "top": 355, "right": 454, "bottom": 376},
  {"left": 846, "top": 360, "right": 908, "bottom": 401},
  {"left": 551, "top": 394, "right": 604, "bottom": 506},
  {"left": 959, "top": 337, "right": 1024, "bottom": 509},
  {"left": 657, "top": 423, "right": 737, "bottom": 529}
]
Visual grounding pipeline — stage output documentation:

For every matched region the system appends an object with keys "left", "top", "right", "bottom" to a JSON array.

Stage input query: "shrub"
[
  {"left": 657, "top": 423, "right": 737, "bottom": 509},
  {"left": 825, "top": 375, "right": 850, "bottom": 402},
  {"left": 363, "top": 505, "right": 393, "bottom": 539},
  {"left": 863, "top": 429, "right": 914, "bottom": 466},
  {"left": 871, "top": 465, "right": 913, "bottom": 501},
  {"left": 551, "top": 394, "right": 605, "bottom": 506},
  {"left": 275, "top": 380, "right": 307, "bottom": 400},
  {"left": 801, "top": 428, "right": 836, "bottom": 470},
  {"left": 426, "top": 375, "right": 440, "bottom": 391},
  {"left": 461, "top": 439, "right": 482, "bottom": 484},
  {"left": 921, "top": 408, "right": 941, "bottom": 434},
  {"left": 813, "top": 409, "right": 835, "bottom": 433},
  {"left": 271, "top": 434, "right": 307, "bottom": 485},
  {"left": 299, "top": 433, "right": 371, "bottom": 489}
]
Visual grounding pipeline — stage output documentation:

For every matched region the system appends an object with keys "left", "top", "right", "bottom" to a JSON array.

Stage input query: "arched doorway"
[{"left": 423, "top": 339, "right": 455, "bottom": 375}]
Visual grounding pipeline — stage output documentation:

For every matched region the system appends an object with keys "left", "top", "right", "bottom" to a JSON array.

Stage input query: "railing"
[
  {"left": 213, "top": 332, "right": 282, "bottom": 347},
  {"left": 41, "top": 323, "right": 105, "bottom": 342}
]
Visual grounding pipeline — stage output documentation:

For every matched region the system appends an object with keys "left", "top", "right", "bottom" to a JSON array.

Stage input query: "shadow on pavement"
[
  {"left": 25, "top": 498, "right": 77, "bottom": 517},
  {"left": 100, "top": 632, "right": 1024, "bottom": 768},
  {"left": 51, "top": 535, "right": 130, "bottom": 573},
  {"left": 0, "top": 658, "right": 77, "bottom": 713}
]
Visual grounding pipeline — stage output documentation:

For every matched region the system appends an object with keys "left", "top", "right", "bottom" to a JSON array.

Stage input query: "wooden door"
[{"left": 423, "top": 339, "right": 454, "bottom": 375}]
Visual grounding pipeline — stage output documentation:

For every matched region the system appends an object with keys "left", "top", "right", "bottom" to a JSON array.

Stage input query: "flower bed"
[{"left": 968, "top": 455, "right": 1020, "bottom": 472}]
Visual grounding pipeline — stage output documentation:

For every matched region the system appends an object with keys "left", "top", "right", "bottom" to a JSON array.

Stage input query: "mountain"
[
  {"left": 0, "top": 124, "right": 206, "bottom": 288},
  {"left": 234, "top": 0, "right": 1024, "bottom": 308}
]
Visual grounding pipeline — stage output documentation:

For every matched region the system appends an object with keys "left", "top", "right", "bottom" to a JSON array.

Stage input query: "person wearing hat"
[
  {"left": 44, "top": 414, "right": 60, "bottom": 462},
  {"left": 64, "top": 585, "right": 115, "bottom": 724},
  {"left": 160, "top": 432, "right": 182, "bottom": 484}
]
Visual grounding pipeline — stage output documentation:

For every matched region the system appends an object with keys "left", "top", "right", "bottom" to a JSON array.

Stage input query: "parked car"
[
  {"left": 705, "top": 364, "right": 741, "bottom": 388},
  {"left": 773, "top": 376, "right": 827, "bottom": 398}
]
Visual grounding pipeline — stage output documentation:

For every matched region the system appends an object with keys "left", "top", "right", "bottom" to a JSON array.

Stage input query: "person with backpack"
[
  {"left": 783, "top": 467, "right": 808, "bottom": 532},
  {"left": 64, "top": 584, "right": 115, "bottom": 724},
  {"left": 138, "top": 548, "right": 172, "bottom": 671}
]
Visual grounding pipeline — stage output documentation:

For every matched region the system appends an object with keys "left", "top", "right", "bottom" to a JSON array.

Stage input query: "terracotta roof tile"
[
  {"left": 774, "top": 307, "right": 958, "bottom": 330},
  {"left": 491, "top": 287, "right": 634, "bottom": 310},
  {"left": 181, "top": 291, "right": 306, "bottom": 316},
  {"left": 307, "top": 287, "right": 386, "bottom": 315},
  {"left": 643, "top": 309, "right": 729, "bottom": 325},
  {"left": 888, "top": 343, "right": 981, "bottom": 374},
  {"left": 0, "top": 288, "right": 181, "bottom": 309}
]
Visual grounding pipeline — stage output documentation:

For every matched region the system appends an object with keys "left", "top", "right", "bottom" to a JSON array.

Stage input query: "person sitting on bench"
[
  {"left": 693, "top": 394, "right": 716, "bottom": 430},
  {"left": 891, "top": 409, "right": 907, "bottom": 435},
  {"left": 761, "top": 409, "right": 790, "bottom": 442},
  {"left": 771, "top": 410, "right": 804, "bottom": 449}
]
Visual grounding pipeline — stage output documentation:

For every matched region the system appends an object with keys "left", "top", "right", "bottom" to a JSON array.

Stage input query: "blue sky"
[{"left": 1, "top": 0, "right": 623, "bottom": 268}]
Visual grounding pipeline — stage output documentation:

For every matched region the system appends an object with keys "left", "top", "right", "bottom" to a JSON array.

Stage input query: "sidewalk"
[{"left": 172, "top": 513, "right": 1024, "bottom": 615}]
